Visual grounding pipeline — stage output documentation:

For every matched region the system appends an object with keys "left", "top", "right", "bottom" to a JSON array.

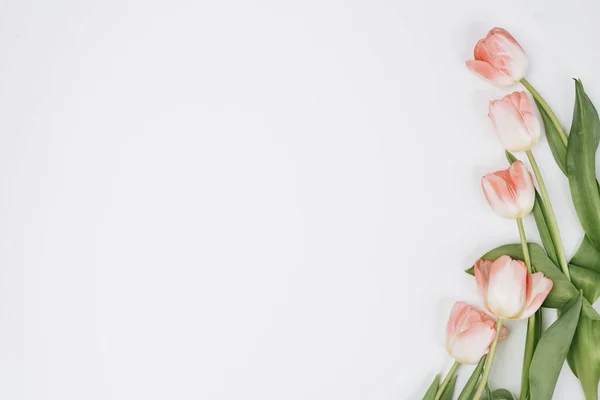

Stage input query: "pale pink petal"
[
  {"left": 474, "top": 259, "right": 493, "bottom": 305},
  {"left": 489, "top": 98, "right": 535, "bottom": 152},
  {"left": 448, "top": 322, "right": 496, "bottom": 364},
  {"left": 487, "top": 256, "right": 528, "bottom": 319},
  {"left": 519, "top": 273, "right": 553, "bottom": 319},
  {"left": 446, "top": 302, "right": 470, "bottom": 341},
  {"left": 466, "top": 60, "right": 513, "bottom": 86},
  {"left": 481, "top": 314, "right": 509, "bottom": 342},
  {"left": 473, "top": 38, "right": 493, "bottom": 63},
  {"left": 481, "top": 174, "right": 520, "bottom": 218},
  {"left": 508, "top": 161, "right": 535, "bottom": 216}
]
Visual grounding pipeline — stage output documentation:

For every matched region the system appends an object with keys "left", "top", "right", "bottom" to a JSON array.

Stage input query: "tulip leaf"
[
  {"left": 465, "top": 243, "right": 600, "bottom": 320},
  {"left": 422, "top": 374, "right": 440, "bottom": 400},
  {"left": 505, "top": 151, "right": 558, "bottom": 265},
  {"left": 567, "top": 79, "right": 600, "bottom": 250},
  {"left": 529, "top": 291, "right": 583, "bottom": 400},
  {"left": 567, "top": 314, "right": 600, "bottom": 400},
  {"left": 572, "top": 236, "right": 600, "bottom": 273},
  {"left": 533, "top": 98, "right": 568, "bottom": 174},
  {"left": 570, "top": 264, "right": 600, "bottom": 304},
  {"left": 439, "top": 375, "right": 457, "bottom": 400},
  {"left": 457, "top": 355, "right": 486, "bottom": 400}
]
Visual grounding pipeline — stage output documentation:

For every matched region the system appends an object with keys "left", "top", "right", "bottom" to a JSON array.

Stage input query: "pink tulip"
[
  {"left": 481, "top": 161, "right": 535, "bottom": 219},
  {"left": 446, "top": 302, "right": 508, "bottom": 364},
  {"left": 466, "top": 28, "right": 528, "bottom": 86},
  {"left": 475, "top": 256, "right": 553, "bottom": 320},
  {"left": 489, "top": 91, "right": 541, "bottom": 152}
]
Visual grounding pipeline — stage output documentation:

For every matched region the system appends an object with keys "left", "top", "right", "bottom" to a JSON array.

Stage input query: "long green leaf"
[
  {"left": 530, "top": 292, "right": 583, "bottom": 400},
  {"left": 570, "top": 264, "right": 600, "bottom": 304},
  {"left": 422, "top": 374, "right": 440, "bottom": 400},
  {"left": 567, "top": 314, "right": 600, "bottom": 400},
  {"left": 457, "top": 356, "right": 486, "bottom": 400},
  {"left": 482, "top": 388, "right": 515, "bottom": 400},
  {"left": 567, "top": 79, "right": 600, "bottom": 250},
  {"left": 534, "top": 98, "right": 568, "bottom": 174},
  {"left": 439, "top": 376, "right": 457, "bottom": 400}
]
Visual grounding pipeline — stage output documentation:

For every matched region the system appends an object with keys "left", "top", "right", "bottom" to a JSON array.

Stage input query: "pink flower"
[
  {"left": 466, "top": 27, "right": 528, "bottom": 86},
  {"left": 475, "top": 256, "right": 553, "bottom": 320},
  {"left": 481, "top": 161, "right": 535, "bottom": 219},
  {"left": 489, "top": 91, "right": 541, "bottom": 152},
  {"left": 446, "top": 302, "right": 508, "bottom": 364}
]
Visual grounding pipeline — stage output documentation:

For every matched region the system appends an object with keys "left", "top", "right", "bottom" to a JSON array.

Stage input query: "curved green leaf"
[
  {"left": 422, "top": 374, "right": 440, "bottom": 400},
  {"left": 482, "top": 388, "right": 515, "bottom": 400},
  {"left": 439, "top": 376, "right": 457, "bottom": 400},
  {"left": 567, "top": 79, "right": 600, "bottom": 250},
  {"left": 570, "top": 264, "right": 600, "bottom": 304},
  {"left": 457, "top": 356, "right": 486, "bottom": 400},
  {"left": 530, "top": 292, "right": 583, "bottom": 400},
  {"left": 534, "top": 98, "right": 568, "bottom": 174},
  {"left": 567, "top": 314, "right": 600, "bottom": 400}
]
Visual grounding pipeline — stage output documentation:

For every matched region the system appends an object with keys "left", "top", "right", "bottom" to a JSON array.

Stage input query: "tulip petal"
[
  {"left": 520, "top": 272, "right": 553, "bottom": 319},
  {"left": 487, "top": 256, "right": 528, "bottom": 319},
  {"left": 508, "top": 161, "right": 535, "bottom": 216},
  {"left": 448, "top": 322, "right": 496, "bottom": 364},
  {"left": 481, "top": 174, "right": 520, "bottom": 218},
  {"left": 481, "top": 314, "right": 509, "bottom": 342},
  {"left": 474, "top": 259, "right": 493, "bottom": 304},
  {"left": 489, "top": 99, "right": 535, "bottom": 152},
  {"left": 466, "top": 60, "right": 512, "bottom": 86}
]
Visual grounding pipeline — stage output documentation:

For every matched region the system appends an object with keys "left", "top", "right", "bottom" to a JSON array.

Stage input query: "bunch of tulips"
[{"left": 422, "top": 28, "right": 600, "bottom": 400}]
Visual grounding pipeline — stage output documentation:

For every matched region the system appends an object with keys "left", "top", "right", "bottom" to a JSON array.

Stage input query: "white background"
[{"left": 0, "top": 0, "right": 598, "bottom": 398}]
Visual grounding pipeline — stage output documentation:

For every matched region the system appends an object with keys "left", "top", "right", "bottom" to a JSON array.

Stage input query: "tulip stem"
[
  {"left": 472, "top": 319, "right": 504, "bottom": 400},
  {"left": 516, "top": 218, "right": 532, "bottom": 273},
  {"left": 434, "top": 361, "right": 460, "bottom": 400},
  {"left": 525, "top": 149, "right": 571, "bottom": 280},
  {"left": 520, "top": 78, "right": 568, "bottom": 147},
  {"left": 516, "top": 217, "right": 536, "bottom": 400}
]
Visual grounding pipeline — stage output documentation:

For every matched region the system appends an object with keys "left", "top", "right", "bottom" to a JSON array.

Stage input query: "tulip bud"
[
  {"left": 489, "top": 91, "right": 541, "bottom": 152},
  {"left": 466, "top": 27, "right": 528, "bottom": 86},
  {"left": 445, "top": 302, "right": 508, "bottom": 364},
  {"left": 475, "top": 256, "right": 553, "bottom": 320},
  {"left": 481, "top": 160, "right": 535, "bottom": 219}
]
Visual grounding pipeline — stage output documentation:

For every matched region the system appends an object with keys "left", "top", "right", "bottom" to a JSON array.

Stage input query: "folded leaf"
[
  {"left": 534, "top": 98, "right": 568, "bottom": 174},
  {"left": 567, "top": 314, "right": 600, "bottom": 400},
  {"left": 457, "top": 356, "right": 486, "bottom": 400},
  {"left": 567, "top": 79, "right": 600, "bottom": 250},
  {"left": 422, "top": 374, "right": 440, "bottom": 400},
  {"left": 482, "top": 388, "right": 515, "bottom": 400},
  {"left": 439, "top": 375, "right": 457, "bottom": 400},
  {"left": 530, "top": 292, "right": 583, "bottom": 400}
]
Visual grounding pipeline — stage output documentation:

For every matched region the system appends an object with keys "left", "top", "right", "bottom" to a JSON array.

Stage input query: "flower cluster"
[{"left": 424, "top": 28, "right": 564, "bottom": 400}]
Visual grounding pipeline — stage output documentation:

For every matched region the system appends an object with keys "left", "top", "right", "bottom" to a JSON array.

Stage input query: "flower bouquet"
[{"left": 421, "top": 28, "right": 600, "bottom": 400}]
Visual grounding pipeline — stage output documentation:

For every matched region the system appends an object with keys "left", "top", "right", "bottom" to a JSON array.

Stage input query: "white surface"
[{"left": 0, "top": 0, "right": 598, "bottom": 398}]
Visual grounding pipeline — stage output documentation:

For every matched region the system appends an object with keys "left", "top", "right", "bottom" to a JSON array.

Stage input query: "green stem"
[
  {"left": 520, "top": 78, "right": 568, "bottom": 147},
  {"left": 525, "top": 149, "right": 571, "bottom": 280},
  {"left": 516, "top": 218, "right": 536, "bottom": 400},
  {"left": 472, "top": 319, "right": 504, "bottom": 400},
  {"left": 434, "top": 361, "right": 460, "bottom": 400},
  {"left": 516, "top": 218, "right": 532, "bottom": 273}
]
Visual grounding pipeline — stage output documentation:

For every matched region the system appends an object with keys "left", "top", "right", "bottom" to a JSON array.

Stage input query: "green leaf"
[
  {"left": 492, "top": 389, "right": 516, "bottom": 400},
  {"left": 567, "top": 79, "right": 600, "bottom": 250},
  {"left": 529, "top": 291, "right": 583, "bottom": 400},
  {"left": 422, "top": 374, "right": 440, "bottom": 400},
  {"left": 439, "top": 375, "right": 457, "bottom": 400},
  {"left": 466, "top": 243, "right": 600, "bottom": 320},
  {"left": 534, "top": 98, "right": 568, "bottom": 174},
  {"left": 570, "top": 264, "right": 600, "bottom": 304},
  {"left": 567, "top": 314, "right": 600, "bottom": 400},
  {"left": 482, "top": 388, "right": 515, "bottom": 400},
  {"left": 572, "top": 236, "right": 600, "bottom": 273},
  {"left": 457, "top": 356, "right": 486, "bottom": 400}
]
